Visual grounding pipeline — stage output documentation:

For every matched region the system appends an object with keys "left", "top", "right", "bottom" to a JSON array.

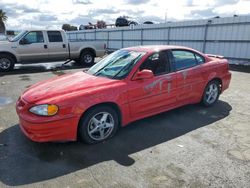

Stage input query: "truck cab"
[{"left": 17, "top": 30, "right": 69, "bottom": 63}]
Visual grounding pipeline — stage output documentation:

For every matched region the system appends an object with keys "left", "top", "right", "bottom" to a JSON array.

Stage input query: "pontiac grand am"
[{"left": 16, "top": 45, "right": 231, "bottom": 144}]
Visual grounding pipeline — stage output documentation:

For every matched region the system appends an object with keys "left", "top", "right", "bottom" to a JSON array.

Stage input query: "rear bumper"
[
  {"left": 19, "top": 116, "right": 79, "bottom": 142},
  {"left": 221, "top": 72, "right": 232, "bottom": 92}
]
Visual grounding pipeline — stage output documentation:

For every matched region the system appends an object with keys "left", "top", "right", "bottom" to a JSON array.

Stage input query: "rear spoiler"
[{"left": 206, "top": 54, "right": 224, "bottom": 59}]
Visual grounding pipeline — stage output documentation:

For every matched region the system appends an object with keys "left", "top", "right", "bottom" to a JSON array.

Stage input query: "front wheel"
[
  {"left": 79, "top": 51, "right": 94, "bottom": 66},
  {"left": 201, "top": 80, "right": 220, "bottom": 106},
  {"left": 78, "top": 106, "right": 119, "bottom": 144},
  {"left": 0, "top": 54, "right": 15, "bottom": 72}
]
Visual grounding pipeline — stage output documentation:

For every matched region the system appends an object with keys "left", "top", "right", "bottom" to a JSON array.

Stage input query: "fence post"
[
  {"left": 121, "top": 30, "right": 124, "bottom": 48},
  {"left": 107, "top": 30, "right": 110, "bottom": 49},
  {"left": 202, "top": 20, "right": 212, "bottom": 53},
  {"left": 167, "top": 27, "right": 171, "bottom": 45},
  {"left": 141, "top": 28, "right": 143, "bottom": 45}
]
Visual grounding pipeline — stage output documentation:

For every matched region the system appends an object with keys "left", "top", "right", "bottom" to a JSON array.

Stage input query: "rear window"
[{"left": 47, "top": 31, "right": 63, "bottom": 42}]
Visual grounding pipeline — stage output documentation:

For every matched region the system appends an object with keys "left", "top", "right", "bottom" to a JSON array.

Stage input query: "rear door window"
[
  {"left": 171, "top": 50, "right": 204, "bottom": 71},
  {"left": 47, "top": 31, "right": 63, "bottom": 42},
  {"left": 195, "top": 54, "right": 205, "bottom": 64}
]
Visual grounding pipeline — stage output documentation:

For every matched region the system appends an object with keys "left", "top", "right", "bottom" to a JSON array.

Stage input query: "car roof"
[{"left": 123, "top": 45, "right": 198, "bottom": 53}]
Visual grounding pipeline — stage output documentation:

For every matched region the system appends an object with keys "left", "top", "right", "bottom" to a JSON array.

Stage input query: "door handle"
[
  {"left": 62, "top": 44, "right": 66, "bottom": 48},
  {"left": 44, "top": 45, "right": 48, "bottom": 49}
]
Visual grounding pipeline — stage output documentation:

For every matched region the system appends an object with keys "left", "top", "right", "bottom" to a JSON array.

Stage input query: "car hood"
[
  {"left": 22, "top": 72, "right": 119, "bottom": 103},
  {"left": 0, "top": 41, "right": 18, "bottom": 52},
  {"left": 0, "top": 40, "right": 11, "bottom": 49}
]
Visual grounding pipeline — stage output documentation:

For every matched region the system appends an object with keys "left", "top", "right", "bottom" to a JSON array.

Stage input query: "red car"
[{"left": 16, "top": 45, "right": 231, "bottom": 144}]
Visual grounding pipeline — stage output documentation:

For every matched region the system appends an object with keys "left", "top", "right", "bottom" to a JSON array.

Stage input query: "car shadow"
[
  {"left": 0, "top": 100, "right": 232, "bottom": 186},
  {"left": 0, "top": 61, "right": 92, "bottom": 77}
]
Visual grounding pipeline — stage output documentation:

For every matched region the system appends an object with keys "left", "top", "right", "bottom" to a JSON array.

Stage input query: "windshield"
[
  {"left": 9, "top": 31, "right": 27, "bottom": 42},
  {"left": 87, "top": 50, "right": 146, "bottom": 79}
]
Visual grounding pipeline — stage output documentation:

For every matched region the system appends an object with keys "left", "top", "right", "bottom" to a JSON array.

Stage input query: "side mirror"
[
  {"left": 133, "top": 69, "right": 154, "bottom": 80},
  {"left": 19, "top": 38, "right": 30, "bottom": 45}
]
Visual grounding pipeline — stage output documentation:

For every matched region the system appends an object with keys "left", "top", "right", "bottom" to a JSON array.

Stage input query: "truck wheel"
[
  {"left": 0, "top": 54, "right": 15, "bottom": 72},
  {"left": 80, "top": 51, "right": 94, "bottom": 66},
  {"left": 78, "top": 106, "right": 119, "bottom": 144}
]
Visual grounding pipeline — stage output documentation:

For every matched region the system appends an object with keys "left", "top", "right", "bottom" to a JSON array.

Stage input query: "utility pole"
[{"left": 165, "top": 10, "right": 168, "bottom": 23}]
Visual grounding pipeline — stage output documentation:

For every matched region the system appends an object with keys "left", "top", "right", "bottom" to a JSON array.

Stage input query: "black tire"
[
  {"left": 0, "top": 54, "right": 15, "bottom": 72},
  {"left": 201, "top": 80, "right": 220, "bottom": 106},
  {"left": 79, "top": 51, "right": 94, "bottom": 66},
  {"left": 78, "top": 106, "right": 119, "bottom": 144}
]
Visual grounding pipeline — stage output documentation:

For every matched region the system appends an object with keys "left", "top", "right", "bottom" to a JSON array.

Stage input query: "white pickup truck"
[{"left": 0, "top": 30, "right": 106, "bottom": 71}]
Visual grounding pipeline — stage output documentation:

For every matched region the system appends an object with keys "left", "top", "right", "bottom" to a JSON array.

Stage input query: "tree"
[
  {"left": 62, "top": 24, "right": 78, "bottom": 31},
  {"left": 0, "top": 9, "right": 7, "bottom": 34},
  {"left": 97, "top": 20, "right": 106, "bottom": 29},
  {"left": 62, "top": 24, "right": 71, "bottom": 31},
  {"left": 70, "top": 25, "right": 78, "bottom": 31}
]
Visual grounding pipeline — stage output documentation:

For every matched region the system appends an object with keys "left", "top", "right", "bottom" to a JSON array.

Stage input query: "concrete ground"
[{"left": 0, "top": 61, "right": 249, "bottom": 188}]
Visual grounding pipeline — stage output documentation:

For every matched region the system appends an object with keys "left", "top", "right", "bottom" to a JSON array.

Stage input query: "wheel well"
[
  {"left": 77, "top": 102, "right": 122, "bottom": 138},
  {"left": 0, "top": 52, "right": 17, "bottom": 63},
  {"left": 210, "top": 78, "right": 222, "bottom": 93},
  {"left": 80, "top": 48, "right": 96, "bottom": 57}
]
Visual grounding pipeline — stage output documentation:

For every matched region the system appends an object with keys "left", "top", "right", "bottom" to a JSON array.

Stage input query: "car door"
[
  {"left": 17, "top": 31, "right": 49, "bottom": 63},
  {"left": 46, "top": 31, "right": 69, "bottom": 61},
  {"left": 169, "top": 49, "right": 205, "bottom": 104},
  {"left": 128, "top": 51, "right": 177, "bottom": 118}
]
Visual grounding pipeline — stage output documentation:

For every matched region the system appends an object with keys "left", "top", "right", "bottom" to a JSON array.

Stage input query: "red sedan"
[{"left": 16, "top": 45, "right": 231, "bottom": 144}]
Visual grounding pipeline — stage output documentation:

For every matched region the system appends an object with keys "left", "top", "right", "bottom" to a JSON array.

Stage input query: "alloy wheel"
[
  {"left": 87, "top": 112, "right": 115, "bottom": 141},
  {"left": 205, "top": 83, "right": 219, "bottom": 104}
]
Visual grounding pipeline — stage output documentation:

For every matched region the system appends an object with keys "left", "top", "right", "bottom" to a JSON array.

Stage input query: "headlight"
[{"left": 29, "top": 104, "right": 59, "bottom": 116}]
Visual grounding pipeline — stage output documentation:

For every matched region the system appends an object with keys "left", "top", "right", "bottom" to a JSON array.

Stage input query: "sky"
[{"left": 1, "top": 0, "right": 250, "bottom": 30}]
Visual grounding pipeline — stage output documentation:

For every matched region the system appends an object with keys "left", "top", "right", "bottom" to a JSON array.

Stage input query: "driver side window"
[
  {"left": 139, "top": 51, "right": 170, "bottom": 76},
  {"left": 23, "top": 31, "right": 44, "bottom": 44}
]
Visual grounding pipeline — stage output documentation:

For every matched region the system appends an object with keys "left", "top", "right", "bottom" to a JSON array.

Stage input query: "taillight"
[{"left": 225, "top": 59, "right": 229, "bottom": 70}]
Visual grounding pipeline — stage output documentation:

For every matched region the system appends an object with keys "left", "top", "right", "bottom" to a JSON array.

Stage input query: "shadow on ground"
[
  {"left": 0, "top": 101, "right": 232, "bottom": 186},
  {"left": 0, "top": 61, "right": 91, "bottom": 77}
]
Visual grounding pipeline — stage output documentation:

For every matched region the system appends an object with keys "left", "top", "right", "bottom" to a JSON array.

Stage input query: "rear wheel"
[
  {"left": 201, "top": 80, "right": 220, "bottom": 106},
  {"left": 79, "top": 51, "right": 94, "bottom": 66},
  {"left": 0, "top": 54, "right": 15, "bottom": 72},
  {"left": 78, "top": 106, "right": 119, "bottom": 144}
]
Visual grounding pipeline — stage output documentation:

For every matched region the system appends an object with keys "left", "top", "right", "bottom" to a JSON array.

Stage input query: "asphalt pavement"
[{"left": 0, "top": 61, "right": 249, "bottom": 188}]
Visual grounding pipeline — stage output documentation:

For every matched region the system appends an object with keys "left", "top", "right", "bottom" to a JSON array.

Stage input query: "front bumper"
[
  {"left": 16, "top": 97, "right": 79, "bottom": 142},
  {"left": 19, "top": 116, "right": 79, "bottom": 142}
]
